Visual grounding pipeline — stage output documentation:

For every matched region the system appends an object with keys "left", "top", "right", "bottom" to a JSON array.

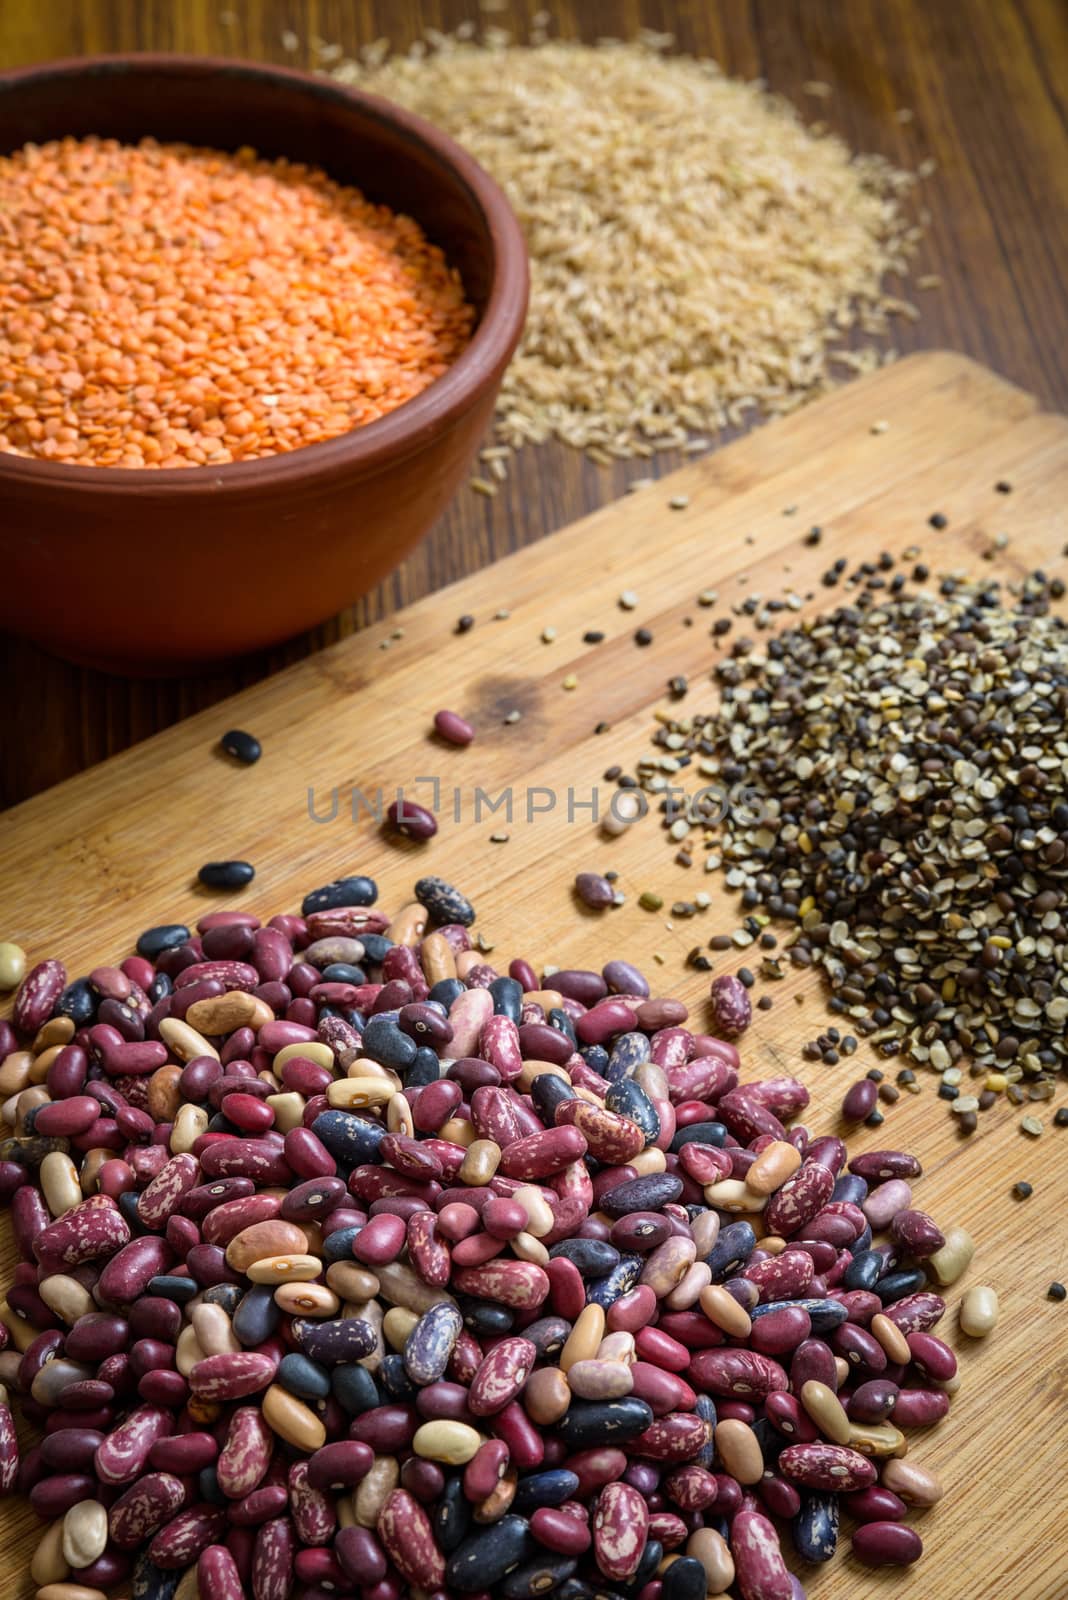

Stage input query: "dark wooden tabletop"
[{"left": 2, "top": 0, "right": 1067, "bottom": 810}]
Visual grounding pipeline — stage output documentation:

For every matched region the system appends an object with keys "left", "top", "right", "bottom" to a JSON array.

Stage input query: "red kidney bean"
[
  {"left": 906, "top": 1331, "right": 957, "bottom": 1381},
  {"left": 853, "top": 1522, "right": 923, "bottom": 1566}
]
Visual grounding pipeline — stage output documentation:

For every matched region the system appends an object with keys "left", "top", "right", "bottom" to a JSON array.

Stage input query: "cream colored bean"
[
  {"left": 266, "top": 1092, "right": 306, "bottom": 1133},
  {"left": 936, "top": 1371, "right": 963, "bottom": 1396},
  {"left": 246, "top": 1254, "right": 322, "bottom": 1284},
  {"left": 263, "top": 1383, "right": 326, "bottom": 1451},
  {"left": 665, "top": 1261, "right": 711, "bottom": 1311},
  {"left": 336, "top": 1493, "right": 357, "bottom": 1530},
  {"left": 521, "top": 990, "right": 564, "bottom": 1012},
  {"left": 833, "top": 1357, "right": 850, "bottom": 1388},
  {"left": 36, "top": 1587, "right": 109, "bottom": 1600},
  {"left": 386, "top": 1092, "right": 414, "bottom": 1136},
  {"left": 641, "top": 1237, "right": 696, "bottom": 1297},
  {"left": 801, "top": 1381, "right": 852, "bottom": 1445},
  {"left": 699, "top": 1284, "right": 752, "bottom": 1339},
  {"left": 275, "top": 1283, "right": 340, "bottom": 1317},
  {"left": 35, "top": 1017, "right": 75, "bottom": 1050},
  {"left": 848, "top": 1421, "right": 906, "bottom": 1457},
  {"left": 176, "top": 1325, "right": 207, "bottom": 1376},
  {"left": 686, "top": 1528, "right": 734, "bottom": 1593},
  {"left": 0, "top": 942, "right": 27, "bottom": 992},
  {"left": 0, "top": 1050, "right": 33, "bottom": 1098},
  {"left": 61, "top": 1501, "right": 108, "bottom": 1569},
  {"left": 78, "top": 1149, "right": 110, "bottom": 1195},
  {"left": 523, "top": 1366, "right": 571, "bottom": 1425},
  {"left": 870, "top": 1312, "right": 911, "bottom": 1365},
  {"left": 185, "top": 990, "right": 272, "bottom": 1034},
  {"left": 274, "top": 1041, "right": 335, "bottom": 1073},
  {"left": 159, "top": 1016, "right": 219, "bottom": 1063},
  {"left": 326, "top": 1263, "right": 380, "bottom": 1303},
  {"left": 16, "top": 1086, "right": 50, "bottom": 1128},
  {"left": 191, "top": 1302, "right": 240, "bottom": 1357},
  {"left": 32, "top": 1359, "right": 93, "bottom": 1406},
  {"left": 375, "top": 1262, "right": 457, "bottom": 1315},
  {"left": 459, "top": 1139, "right": 501, "bottom": 1186},
  {"left": 40, "top": 1153, "right": 83, "bottom": 1218},
  {"left": 511, "top": 1230, "right": 549, "bottom": 1266},
  {"left": 354, "top": 1456, "right": 399, "bottom": 1527},
  {"left": 745, "top": 1139, "right": 802, "bottom": 1195},
  {"left": 511, "top": 1185, "right": 555, "bottom": 1238},
  {"left": 881, "top": 1458, "right": 943, "bottom": 1505},
  {"left": 438, "top": 1115, "right": 476, "bottom": 1147},
  {"left": 960, "top": 1284, "right": 999, "bottom": 1337},
  {"left": 327, "top": 1077, "right": 395, "bottom": 1109},
  {"left": 703, "top": 1179, "right": 767, "bottom": 1213},
  {"left": 354, "top": 1298, "right": 384, "bottom": 1372},
  {"left": 714, "top": 1419, "right": 764, "bottom": 1484},
  {"left": 29, "top": 1519, "right": 68, "bottom": 1586},
  {"left": 927, "top": 1225, "right": 975, "bottom": 1287},
  {"left": 633, "top": 1062, "right": 668, "bottom": 1100},
  {"left": 420, "top": 930, "right": 456, "bottom": 984},
  {"left": 171, "top": 1103, "right": 209, "bottom": 1153},
  {"left": 390, "top": 901, "right": 429, "bottom": 947},
  {"left": 597, "top": 1331, "right": 636, "bottom": 1364},
  {"left": 567, "top": 1358, "right": 633, "bottom": 1400},
  {"left": 413, "top": 1420, "right": 482, "bottom": 1464},
  {"left": 691, "top": 1210, "right": 720, "bottom": 1258},
  {"left": 630, "top": 1147, "right": 667, "bottom": 1176},
  {"left": 560, "top": 1304, "right": 605, "bottom": 1372},
  {"left": 0, "top": 1300, "right": 36, "bottom": 1352},
  {"left": 383, "top": 1307, "right": 420, "bottom": 1350}
]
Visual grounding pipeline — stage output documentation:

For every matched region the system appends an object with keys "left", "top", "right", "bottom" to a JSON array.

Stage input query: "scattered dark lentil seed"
[
  {"left": 635, "top": 628, "right": 653, "bottom": 646},
  {"left": 737, "top": 967, "right": 755, "bottom": 988},
  {"left": 584, "top": 630, "right": 606, "bottom": 644},
  {"left": 668, "top": 676, "right": 688, "bottom": 698},
  {"left": 956, "top": 1112, "right": 978, "bottom": 1135},
  {"left": 928, "top": 512, "right": 948, "bottom": 529},
  {"left": 455, "top": 613, "right": 475, "bottom": 633},
  {"left": 220, "top": 729, "right": 261, "bottom": 765},
  {"left": 1054, "top": 1107, "right": 1068, "bottom": 1128},
  {"left": 1048, "top": 1282, "right": 1067, "bottom": 1301},
  {"left": 757, "top": 995, "right": 774, "bottom": 1011},
  {"left": 995, "top": 481, "right": 1013, "bottom": 493},
  {"left": 805, "top": 526, "right": 823, "bottom": 546},
  {"left": 1013, "top": 1181, "right": 1033, "bottom": 1200},
  {"left": 593, "top": 722, "right": 610, "bottom": 734}
]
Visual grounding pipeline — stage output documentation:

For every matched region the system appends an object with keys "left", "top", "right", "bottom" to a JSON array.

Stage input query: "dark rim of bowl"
[{"left": 0, "top": 52, "right": 529, "bottom": 494}]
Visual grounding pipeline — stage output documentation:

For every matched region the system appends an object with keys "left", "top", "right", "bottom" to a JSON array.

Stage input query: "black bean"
[
  {"left": 220, "top": 728, "right": 261, "bottom": 764},
  {"left": 331, "top": 1363, "right": 380, "bottom": 1416},
  {"left": 136, "top": 923, "right": 190, "bottom": 960},
  {"left": 585, "top": 1252, "right": 643, "bottom": 1309},
  {"left": 313, "top": 1110, "right": 387, "bottom": 1166},
  {"left": 554, "top": 1398, "right": 654, "bottom": 1449},
  {"left": 489, "top": 975, "right": 524, "bottom": 1021},
  {"left": 435, "top": 1474, "right": 473, "bottom": 1555},
  {"left": 301, "top": 876, "right": 378, "bottom": 915},
  {"left": 706, "top": 1220, "right": 757, "bottom": 1282},
  {"left": 598, "top": 1174, "right": 684, "bottom": 1218},
  {"left": 445, "top": 1516, "right": 534, "bottom": 1591},
  {"left": 415, "top": 875, "right": 476, "bottom": 927},
  {"left": 792, "top": 1492, "right": 839, "bottom": 1563},
  {"left": 670, "top": 1120, "right": 727, "bottom": 1152},
  {"left": 53, "top": 977, "right": 98, "bottom": 1027},
  {"left": 231, "top": 1283, "right": 280, "bottom": 1345},
  {"left": 360, "top": 1017, "right": 417, "bottom": 1070},
  {"left": 549, "top": 1238, "right": 621, "bottom": 1275},
  {"left": 511, "top": 1470, "right": 580, "bottom": 1515},
  {"left": 197, "top": 860, "right": 255, "bottom": 889},
  {"left": 502, "top": 1555, "right": 579, "bottom": 1599}
]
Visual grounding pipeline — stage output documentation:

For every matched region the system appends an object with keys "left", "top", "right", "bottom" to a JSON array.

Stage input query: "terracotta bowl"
[{"left": 0, "top": 54, "right": 528, "bottom": 671}]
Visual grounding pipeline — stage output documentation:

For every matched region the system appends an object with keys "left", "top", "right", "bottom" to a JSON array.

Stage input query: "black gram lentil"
[{"left": 220, "top": 728, "right": 261, "bottom": 764}]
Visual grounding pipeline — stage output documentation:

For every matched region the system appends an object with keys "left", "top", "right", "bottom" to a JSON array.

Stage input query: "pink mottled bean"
[
  {"left": 730, "top": 1508, "right": 792, "bottom": 1600},
  {"left": 593, "top": 1480, "right": 648, "bottom": 1582}
]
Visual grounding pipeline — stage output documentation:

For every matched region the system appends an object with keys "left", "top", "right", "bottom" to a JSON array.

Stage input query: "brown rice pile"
[{"left": 330, "top": 31, "right": 926, "bottom": 466}]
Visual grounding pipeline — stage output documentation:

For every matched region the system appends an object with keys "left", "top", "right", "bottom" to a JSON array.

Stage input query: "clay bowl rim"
[{"left": 0, "top": 51, "right": 529, "bottom": 498}]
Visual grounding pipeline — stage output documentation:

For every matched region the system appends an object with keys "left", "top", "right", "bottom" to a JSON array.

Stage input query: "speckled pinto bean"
[
  {"left": 730, "top": 1509, "right": 792, "bottom": 1600},
  {"left": 592, "top": 1480, "right": 649, "bottom": 1581},
  {"left": 778, "top": 1442, "right": 877, "bottom": 1492},
  {"left": 377, "top": 1487, "right": 446, "bottom": 1587},
  {"left": 108, "top": 1472, "right": 187, "bottom": 1547}
]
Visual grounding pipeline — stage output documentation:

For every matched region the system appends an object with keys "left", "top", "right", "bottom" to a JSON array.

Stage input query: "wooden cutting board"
[{"left": 2, "top": 351, "right": 1067, "bottom": 1599}]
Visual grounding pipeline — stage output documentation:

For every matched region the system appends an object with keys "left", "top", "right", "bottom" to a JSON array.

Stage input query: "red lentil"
[{"left": 0, "top": 136, "right": 474, "bottom": 468}]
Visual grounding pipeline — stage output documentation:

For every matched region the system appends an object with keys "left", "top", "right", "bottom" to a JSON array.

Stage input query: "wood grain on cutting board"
[{"left": 1, "top": 353, "right": 1067, "bottom": 1599}]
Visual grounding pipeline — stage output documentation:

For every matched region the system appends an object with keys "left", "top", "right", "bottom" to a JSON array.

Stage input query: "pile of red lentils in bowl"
[
  {"left": 0, "top": 869, "right": 1001, "bottom": 1600},
  {"left": 0, "top": 136, "right": 474, "bottom": 468}
]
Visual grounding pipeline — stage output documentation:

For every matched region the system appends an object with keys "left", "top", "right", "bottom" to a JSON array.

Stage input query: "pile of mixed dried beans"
[{"left": 0, "top": 872, "right": 987, "bottom": 1600}]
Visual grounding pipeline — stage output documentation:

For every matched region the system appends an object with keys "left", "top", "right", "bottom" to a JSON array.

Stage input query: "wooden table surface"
[{"left": 2, "top": 0, "right": 1067, "bottom": 810}]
